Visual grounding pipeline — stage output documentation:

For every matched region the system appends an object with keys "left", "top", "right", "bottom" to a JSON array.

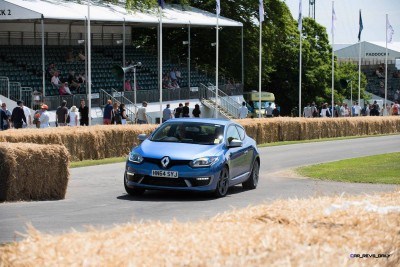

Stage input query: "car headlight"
[
  {"left": 190, "top": 156, "right": 219, "bottom": 168},
  {"left": 128, "top": 152, "right": 144, "bottom": 163}
]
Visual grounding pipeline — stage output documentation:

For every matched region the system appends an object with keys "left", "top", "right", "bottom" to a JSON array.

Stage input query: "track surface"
[{"left": 0, "top": 135, "right": 399, "bottom": 243}]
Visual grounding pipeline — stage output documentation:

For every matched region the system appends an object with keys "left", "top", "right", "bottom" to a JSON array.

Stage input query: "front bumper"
[{"left": 125, "top": 161, "right": 223, "bottom": 192}]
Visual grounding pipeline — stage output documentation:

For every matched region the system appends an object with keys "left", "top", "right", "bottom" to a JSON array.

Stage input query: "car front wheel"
[
  {"left": 214, "top": 166, "right": 229, "bottom": 198},
  {"left": 124, "top": 174, "right": 145, "bottom": 196},
  {"left": 242, "top": 160, "right": 259, "bottom": 190}
]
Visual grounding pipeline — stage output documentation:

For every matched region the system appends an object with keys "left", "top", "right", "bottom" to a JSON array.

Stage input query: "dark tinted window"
[
  {"left": 226, "top": 125, "right": 241, "bottom": 143},
  {"left": 235, "top": 125, "right": 245, "bottom": 140}
]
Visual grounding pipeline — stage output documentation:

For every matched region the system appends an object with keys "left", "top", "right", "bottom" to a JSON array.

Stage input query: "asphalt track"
[{"left": 0, "top": 135, "right": 399, "bottom": 243}]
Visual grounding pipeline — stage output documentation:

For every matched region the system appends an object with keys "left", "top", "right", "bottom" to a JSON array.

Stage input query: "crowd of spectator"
[
  {"left": 162, "top": 67, "right": 182, "bottom": 89},
  {"left": 48, "top": 60, "right": 86, "bottom": 96}
]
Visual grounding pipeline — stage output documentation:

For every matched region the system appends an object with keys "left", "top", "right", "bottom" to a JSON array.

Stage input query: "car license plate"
[{"left": 151, "top": 170, "right": 178, "bottom": 178}]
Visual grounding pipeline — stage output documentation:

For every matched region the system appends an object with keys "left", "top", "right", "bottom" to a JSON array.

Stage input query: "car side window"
[
  {"left": 235, "top": 126, "right": 245, "bottom": 140},
  {"left": 226, "top": 125, "right": 241, "bottom": 143}
]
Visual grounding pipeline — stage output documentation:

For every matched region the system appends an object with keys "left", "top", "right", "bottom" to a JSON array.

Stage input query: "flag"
[
  {"left": 298, "top": 0, "right": 302, "bottom": 31},
  {"left": 358, "top": 10, "right": 363, "bottom": 41},
  {"left": 259, "top": 0, "right": 264, "bottom": 23},
  {"left": 331, "top": 5, "right": 337, "bottom": 35},
  {"left": 216, "top": 0, "right": 220, "bottom": 15},
  {"left": 158, "top": 0, "right": 165, "bottom": 9},
  {"left": 387, "top": 16, "right": 394, "bottom": 43}
]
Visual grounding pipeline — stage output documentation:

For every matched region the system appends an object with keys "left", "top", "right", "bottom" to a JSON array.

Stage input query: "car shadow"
[{"left": 117, "top": 186, "right": 246, "bottom": 202}]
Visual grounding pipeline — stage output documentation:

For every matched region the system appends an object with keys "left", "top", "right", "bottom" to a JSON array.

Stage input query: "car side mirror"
[
  {"left": 138, "top": 134, "right": 147, "bottom": 141},
  {"left": 228, "top": 139, "right": 242, "bottom": 148}
]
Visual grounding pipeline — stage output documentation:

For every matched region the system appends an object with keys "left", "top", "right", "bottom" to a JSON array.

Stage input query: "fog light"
[
  {"left": 126, "top": 172, "right": 135, "bottom": 181},
  {"left": 196, "top": 177, "right": 209, "bottom": 181}
]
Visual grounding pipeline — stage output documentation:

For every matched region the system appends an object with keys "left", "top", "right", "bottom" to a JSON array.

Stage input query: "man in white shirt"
[
  {"left": 265, "top": 103, "right": 273, "bottom": 118},
  {"left": 238, "top": 102, "right": 248, "bottom": 119},
  {"left": 51, "top": 71, "right": 62, "bottom": 88},
  {"left": 303, "top": 103, "right": 312, "bottom": 118},
  {"left": 353, "top": 102, "right": 361, "bottom": 117},
  {"left": 22, "top": 101, "right": 31, "bottom": 128},
  {"left": 136, "top": 101, "right": 148, "bottom": 124}
]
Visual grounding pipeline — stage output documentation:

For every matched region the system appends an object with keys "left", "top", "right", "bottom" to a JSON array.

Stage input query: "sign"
[
  {"left": 365, "top": 52, "right": 389, "bottom": 57},
  {"left": 0, "top": 1, "right": 41, "bottom": 20},
  {"left": 91, "top": 93, "right": 99, "bottom": 99}
]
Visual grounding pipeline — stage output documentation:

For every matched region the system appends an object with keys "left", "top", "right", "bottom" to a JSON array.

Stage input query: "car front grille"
[
  {"left": 141, "top": 176, "right": 188, "bottom": 187},
  {"left": 142, "top": 157, "right": 191, "bottom": 169}
]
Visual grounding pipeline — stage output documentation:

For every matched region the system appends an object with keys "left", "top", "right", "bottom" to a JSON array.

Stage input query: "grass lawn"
[
  {"left": 70, "top": 157, "right": 127, "bottom": 168},
  {"left": 296, "top": 153, "right": 400, "bottom": 184}
]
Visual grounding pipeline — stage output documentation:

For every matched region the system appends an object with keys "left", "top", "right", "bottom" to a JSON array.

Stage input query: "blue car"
[{"left": 124, "top": 118, "right": 260, "bottom": 197}]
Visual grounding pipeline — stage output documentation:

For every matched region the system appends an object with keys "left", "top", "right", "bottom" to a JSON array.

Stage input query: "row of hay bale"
[
  {"left": 237, "top": 117, "right": 400, "bottom": 144},
  {"left": 0, "top": 117, "right": 399, "bottom": 162},
  {"left": 0, "top": 143, "right": 69, "bottom": 201},
  {"left": 0, "top": 125, "right": 157, "bottom": 161}
]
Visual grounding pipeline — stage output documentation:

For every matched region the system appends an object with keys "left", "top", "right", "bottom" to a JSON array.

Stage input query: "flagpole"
[
  {"left": 358, "top": 9, "right": 362, "bottom": 106},
  {"left": 298, "top": 0, "right": 302, "bottom": 118},
  {"left": 215, "top": 10, "right": 219, "bottom": 118},
  {"left": 384, "top": 14, "right": 388, "bottom": 114},
  {"left": 159, "top": 6, "right": 163, "bottom": 122},
  {"left": 331, "top": 1, "right": 335, "bottom": 118},
  {"left": 87, "top": 0, "right": 92, "bottom": 126},
  {"left": 258, "top": 17, "right": 262, "bottom": 118}
]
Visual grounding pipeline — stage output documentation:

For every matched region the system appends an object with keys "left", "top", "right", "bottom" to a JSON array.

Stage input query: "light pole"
[
  {"left": 347, "top": 79, "right": 353, "bottom": 116},
  {"left": 183, "top": 40, "right": 190, "bottom": 90},
  {"left": 132, "top": 62, "right": 142, "bottom": 110}
]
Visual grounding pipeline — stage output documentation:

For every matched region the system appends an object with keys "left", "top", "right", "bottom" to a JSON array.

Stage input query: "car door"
[
  {"left": 225, "top": 125, "right": 247, "bottom": 180},
  {"left": 235, "top": 125, "right": 253, "bottom": 175}
]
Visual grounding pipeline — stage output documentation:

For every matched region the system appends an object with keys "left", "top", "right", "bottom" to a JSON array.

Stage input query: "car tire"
[
  {"left": 214, "top": 166, "right": 229, "bottom": 198},
  {"left": 242, "top": 160, "right": 259, "bottom": 190},
  {"left": 124, "top": 175, "right": 145, "bottom": 196}
]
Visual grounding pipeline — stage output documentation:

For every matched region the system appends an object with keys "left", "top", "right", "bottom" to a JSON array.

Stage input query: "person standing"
[
  {"left": 182, "top": 102, "right": 190, "bottom": 118},
  {"left": 162, "top": 104, "right": 173, "bottom": 122},
  {"left": 303, "top": 103, "right": 312, "bottom": 118},
  {"left": 79, "top": 99, "right": 89, "bottom": 126},
  {"left": 103, "top": 100, "right": 113, "bottom": 125},
  {"left": 120, "top": 103, "right": 128, "bottom": 125},
  {"left": 238, "top": 102, "right": 248, "bottom": 119},
  {"left": 174, "top": 103, "right": 183, "bottom": 118},
  {"left": 39, "top": 104, "right": 50, "bottom": 128},
  {"left": 265, "top": 103, "right": 273, "bottom": 118},
  {"left": 111, "top": 102, "right": 121, "bottom": 125},
  {"left": 11, "top": 100, "right": 26, "bottom": 129},
  {"left": 69, "top": 106, "right": 79, "bottom": 126},
  {"left": 272, "top": 105, "right": 280, "bottom": 117},
  {"left": 21, "top": 101, "right": 31, "bottom": 128},
  {"left": 353, "top": 102, "right": 361, "bottom": 117},
  {"left": 192, "top": 104, "right": 201, "bottom": 118},
  {"left": 1, "top": 102, "right": 11, "bottom": 130},
  {"left": 56, "top": 100, "right": 69, "bottom": 127},
  {"left": 136, "top": 101, "right": 148, "bottom": 124},
  {"left": 0, "top": 108, "right": 7, "bottom": 131}
]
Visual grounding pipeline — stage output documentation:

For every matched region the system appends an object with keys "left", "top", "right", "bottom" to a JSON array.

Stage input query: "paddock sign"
[{"left": 0, "top": 0, "right": 41, "bottom": 20}]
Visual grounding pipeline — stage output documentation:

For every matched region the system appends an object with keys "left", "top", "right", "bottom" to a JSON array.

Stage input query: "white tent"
[
  {"left": 335, "top": 41, "right": 400, "bottom": 63},
  {"left": 0, "top": 0, "right": 242, "bottom": 27}
]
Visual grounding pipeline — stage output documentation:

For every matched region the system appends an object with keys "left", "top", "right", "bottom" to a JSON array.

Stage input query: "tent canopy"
[{"left": 1, "top": 0, "right": 243, "bottom": 27}]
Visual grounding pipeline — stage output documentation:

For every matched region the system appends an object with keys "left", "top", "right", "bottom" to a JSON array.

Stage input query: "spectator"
[
  {"left": 47, "top": 63, "right": 57, "bottom": 78},
  {"left": 370, "top": 102, "right": 380, "bottom": 116},
  {"left": 136, "top": 101, "right": 148, "bottom": 124},
  {"left": 1, "top": 102, "right": 11, "bottom": 130},
  {"left": 265, "top": 103, "right": 273, "bottom": 118},
  {"left": 51, "top": 71, "right": 62, "bottom": 89},
  {"left": 21, "top": 101, "right": 31, "bottom": 128},
  {"left": 39, "top": 104, "right": 50, "bottom": 128},
  {"left": 68, "top": 71, "right": 81, "bottom": 93},
  {"left": 303, "top": 103, "right": 312, "bottom": 118},
  {"left": 120, "top": 103, "right": 128, "bottom": 125},
  {"left": 56, "top": 100, "right": 69, "bottom": 127},
  {"left": 272, "top": 105, "right": 280, "bottom": 117},
  {"left": 79, "top": 99, "right": 89, "bottom": 126},
  {"left": 174, "top": 103, "right": 183, "bottom": 118},
  {"left": 170, "top": 68, "right": 177, "bottom": 83},
  {"left": 182, "top": 102, "right": 190, "bottom": 117},
  {"left": 311, "top": 102, "right": 318, "bottom": 117},
  {"left": 111, "top": 102, "right": 121, "bottom": 125},
  {"left": 192, "top": 104, "right": 201, "bottom": 118},
  {"left": 320, "top": 104, "right": 331, "bottom": 118},
  {"left": 11, "top": 100, "right": 27, "bottom": 129},
  {"left": 162, "top": 104, "right": 173, "bottom": 122},
  {"left": 353, "top": 102, "right": 361, "bottom": 116},
  {"left": 69, "top": 105, "right": 79, "bottom": 126},
  {"left": 0, "top": 107, "right": 7, "bottom": 131},
  {"left": 124, "top": 80, "right": 132, "bottom": 91},
  {"left": 59, "top": 82, "right": 73, "bottom": 95},
  {"left": 78, "top": 50, "right": 86, "bottom": 61},
  {"left": 343, "top": 103, "right": 350, "bottom": 117},
  {"left": 78, "top": 73, "right": 85, "bottom": 84},
  {"left": 103, "top": 100, "right": 113, "bottom": 125},
  {"left": 238, "top": 101, "right": 248, "bottom": 119},
  {"left": 175, "top": 68, "right": 182, "bottom": 84},
  {"left": 392, "top": 101, "right": 399, "bottom": 116}
]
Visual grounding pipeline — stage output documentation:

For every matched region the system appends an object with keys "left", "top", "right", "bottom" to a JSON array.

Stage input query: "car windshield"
[{"left": 150, "top": 122, "right": 225, "bottom": 145}]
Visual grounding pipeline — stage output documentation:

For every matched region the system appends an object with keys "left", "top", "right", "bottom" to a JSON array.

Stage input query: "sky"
[{"left": 284, "top": 0, "right": 400, "bottom": 45}]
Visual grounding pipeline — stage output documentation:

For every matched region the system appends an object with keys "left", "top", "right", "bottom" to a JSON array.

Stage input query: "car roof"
[{"left": 165, "top": 118, "right": 234, "bottom": 126}]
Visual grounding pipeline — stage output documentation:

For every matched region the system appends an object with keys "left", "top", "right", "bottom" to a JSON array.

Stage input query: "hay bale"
[{"left": 0, "top": 142, "right": 70, "bottom": 201}]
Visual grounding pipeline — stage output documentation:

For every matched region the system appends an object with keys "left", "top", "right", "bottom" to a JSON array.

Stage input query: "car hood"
[{"left": 137, "top": 140, "right": 223, "bottom": 160}]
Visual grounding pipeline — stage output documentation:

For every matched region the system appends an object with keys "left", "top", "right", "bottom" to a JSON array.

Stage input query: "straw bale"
[
  {"left": 0, "top": 191, "right": 398, "bottom": 266},
  {"left": 0, "top": 142, "right": 69, "bottom": 201}
]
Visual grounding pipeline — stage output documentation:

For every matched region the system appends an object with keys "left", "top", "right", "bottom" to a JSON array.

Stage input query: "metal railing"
[
  {"left": 199, "top": 83, "right": 241, "bottom": 119},
  {"left": 0, "top": 77, "right": 10, "bottom": 98}
]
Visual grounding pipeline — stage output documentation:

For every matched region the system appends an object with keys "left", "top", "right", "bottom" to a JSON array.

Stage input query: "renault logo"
[{"left": 161, "top": 156, "right": 170, "bottom": 168}]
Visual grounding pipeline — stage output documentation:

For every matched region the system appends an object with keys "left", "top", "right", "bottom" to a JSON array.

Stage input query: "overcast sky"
[{"left": 284, "top": 0, "right": 400, "bottom": 44}]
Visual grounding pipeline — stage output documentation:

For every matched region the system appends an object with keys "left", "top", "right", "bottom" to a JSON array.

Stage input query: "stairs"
[{"left": 199, "top": 83, "right": 241, "bottom": 119}]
